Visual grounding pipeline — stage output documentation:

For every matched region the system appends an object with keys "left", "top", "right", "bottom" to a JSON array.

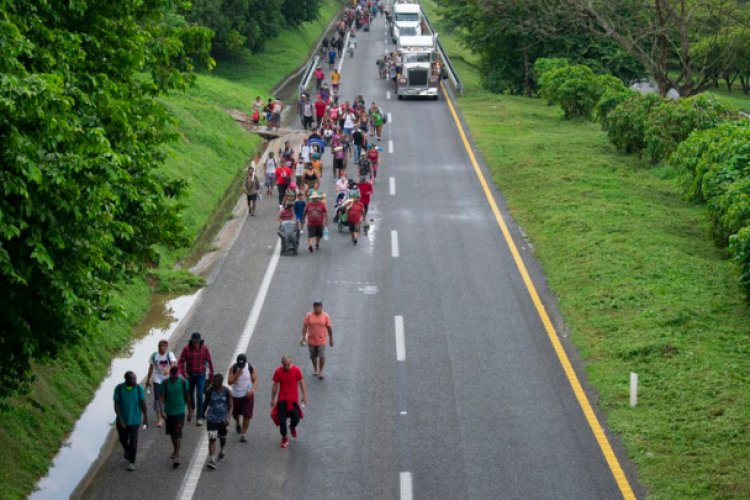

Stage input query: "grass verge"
[
  {"left": 0, "top": 2, "right": 340, "bottom": 498},
  {"left": 424, "top": 0, "right": 750, "bottom": 497}
]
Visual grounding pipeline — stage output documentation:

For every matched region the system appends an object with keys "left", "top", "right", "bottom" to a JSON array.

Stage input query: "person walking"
[
  {"left": 161, "top": 366, "right": 193, "bottom": 468},
  {"left": 303, "top": 193, "right": 328, "bottom": 253},
  {"left": 275, "top": 161, "right": 294, "bottom": 207},
  {"left": 301, "top": 96, "right": 314, "bottom": 131},
  {"left": 227, "top": 353, "right": 257, "bottom": 443},
  {"left": 314, "top": 95, "right": 327, "bottom": 128},
  {"left": 300, "top": 301, "right": 334, "bottom": 377},
  {"left": 314, "top": 66, "right": 325, "bottom": 91},
  {"left": 113, "top": 371, "right": 148, "bottom": 471},
  {"left": 244, "top": 165, "right": 261, "bottom": 216},
  {"left": 344, "top": 193, "right": 365, "bottom": 245},
  {"left": 264, "top": 152, "right": 277, "bottom": 197},
  {"left": 145, "top": 339, "right": 177, "bottom": 428},
  {"left": 202, "top": 374, "right": 232, "bottom": 469},
  {"left": 270, "top": 355, "right": 309, "bottom": 449},
  {"left": 178, "top": 332, "right": 214, "bottom": 427}
]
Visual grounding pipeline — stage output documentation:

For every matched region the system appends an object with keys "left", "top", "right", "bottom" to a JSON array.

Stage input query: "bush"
[
  {"left": 643, "top": 95, "right": 731, "bottom": 164},
  {"left": 538, "top": 64, "right": 602, "bottom": 119},
  {"left": 602, "top": 93, "right": 661, "bottom": 155},
  {"left": 595, "top": 88, "right": 637, "bottom": 129}
]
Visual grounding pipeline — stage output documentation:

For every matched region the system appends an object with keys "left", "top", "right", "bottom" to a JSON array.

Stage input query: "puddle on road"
[{"left": 31, "top": 290, "right": 202, "bottom": 500}]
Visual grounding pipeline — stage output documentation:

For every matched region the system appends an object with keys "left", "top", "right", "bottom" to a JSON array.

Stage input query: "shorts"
[
  {"left": 165, "top": 414, "right": 185, "bottom": 438},
  {"left": 308, "top": 344, "right": 327, "bottom": 360},
  {"left": 206, "top": 421, "right": 228, "bottom": 440},
  {"left": 265, "top": 174, "right": 275, "bottom": 188},
  {"left": 334, "top": 158, "right": 344, "bottom": 170},
  {"left": 349, "top": 222, "right": 361, "bottom": 232},
  {"left": 308, "top": 225, "right": 324, "bottom": 239},
  {"left": 343, "top": 127, "right": 353, "bottom": 135},
  {"left": 232, "top": 394, "right": 255, "bottom": 419},
  {"left": 246, "top": 193, "right": 258, "bottom": 202}
]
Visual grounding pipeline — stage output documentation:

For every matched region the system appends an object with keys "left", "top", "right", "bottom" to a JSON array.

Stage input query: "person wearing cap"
[
  {"left": 178, "top": 332, "right": 214, "bottom": 426},
  {"left": 300, "top": 302, "right": 334, "bottom": 378},
  {"left": 227, "top": 354, "right": 257, "bottom": 443},
  {"left": 202, "top": 373, "right": 232, "bottom": 469},
  {"left": 344, "top": 192, "right": 365, "bottom": 245},
  {"left": 303, "top": 193, "right": 328, "bottom": 253}
]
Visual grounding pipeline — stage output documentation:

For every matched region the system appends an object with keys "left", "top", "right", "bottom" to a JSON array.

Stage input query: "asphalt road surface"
[{"left": 79, "top": 11, "right": 640, "bottom": 500}]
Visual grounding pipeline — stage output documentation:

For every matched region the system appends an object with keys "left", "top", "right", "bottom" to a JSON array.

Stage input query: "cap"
[
  {"left": 190, "top": 332, "right": 202, "bottom": 343},
  {"left": 236, "top": 353, "right": 247, "bottom": 365},
  {"left": 313, "top": 301, "right": 323, "bottom": 306}
]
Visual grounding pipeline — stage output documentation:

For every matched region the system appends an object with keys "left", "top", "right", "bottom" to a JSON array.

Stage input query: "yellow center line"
[{"left": 441, "top": 83, "right": 636, "bottom": 500}]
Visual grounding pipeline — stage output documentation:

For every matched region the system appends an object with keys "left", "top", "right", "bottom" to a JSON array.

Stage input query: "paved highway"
[{"left": 79, "top": 11, "right": 640, "bottom": 500}]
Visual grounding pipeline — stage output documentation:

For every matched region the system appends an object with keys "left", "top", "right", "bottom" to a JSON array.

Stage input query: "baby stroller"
[
  {"left": 333, "top": 190, "right": 349, "bottom": 231},
  {"left": 278, "top": 221, "right": 300, "bottom": 256}
]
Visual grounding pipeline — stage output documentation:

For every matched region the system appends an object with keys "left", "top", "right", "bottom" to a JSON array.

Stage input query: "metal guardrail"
[
  {"left": 420, "top": 4, "right": 463, "bottom": 96},
  {"left": 299, "top": 55, "right": 320, "bottom": 94}
]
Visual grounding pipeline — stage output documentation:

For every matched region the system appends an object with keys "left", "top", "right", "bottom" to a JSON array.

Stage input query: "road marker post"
[{"left": 630, "top": 373, "right": 638, "bottom": 408}]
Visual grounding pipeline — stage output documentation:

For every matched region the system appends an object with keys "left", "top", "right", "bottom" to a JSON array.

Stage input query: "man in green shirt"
[
  {"left": 161, "top": 365, "right": 193, "bottom": 468},
  {"left": 114, "top": 371, "right": 148, "bottom": 471}
]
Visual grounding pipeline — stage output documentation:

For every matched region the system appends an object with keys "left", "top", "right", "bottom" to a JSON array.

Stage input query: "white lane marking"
[
  {"left": 177, "top": 241, "right": 282, "bottom": 500},
  {"left": 400, "top": 411, "right": 407, "bottom": 415},
  {"left": 391, "top": 230, "right": 399, "bottom": 258},
  {"left": 388, "top": 140, "right": 394, "bottom": 154},
  {"left": 384, "top": 48, "right": 389, "bottom": 55},
  {"left": 389, "top": 176, "right": 396, "bottom": 195},
  {"left": 395, "top": 316, "right": 405, "bottom": 361},
  {"left": 337, "top": 31, "right": 351, "bottom": 74},
  {"left": 400, "top": 472, "right": 413, "bottom": 500},
  {"left": 386, "top": 90, "right": 391, "bottom": 100},
  {"left": 387, "top": 112, "right": 392, "bottom": 123}
]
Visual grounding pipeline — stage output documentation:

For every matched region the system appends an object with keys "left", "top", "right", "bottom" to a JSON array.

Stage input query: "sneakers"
[
  {"left": 240, "top": 434, "right": 247, "bottom": 443},
  {"left": 290, "top": 427, "right": 297, "bottom": 439},
  {"left": 308, "top": 246, "right": 314, "bottom": 253},
  {"left": 127, "top": 463, "right": 136, "bottom": 472},
  {"left": 235, "top": 422, "right": 242, "bottom": 434},
  {"left": 353, "top": 239, "right": 358, "bottom": 245},
  {"left": 218, "top": 451, "right": 225, "bottom": 461},
  {"left": 196, "top": 419, "right": 204, "bottom": 426},
  {"left": 207, "top": 459, "right": 217, "bottom": 470},
  {"left": 280, "top": 437, "right": 290, "bottom": 448}
]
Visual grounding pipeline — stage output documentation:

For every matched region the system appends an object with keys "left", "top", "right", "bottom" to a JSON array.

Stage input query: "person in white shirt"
[
  {"left": 145, "top": 339, "right": 177, "bottom": 427},
  {"left": 227, "top": 353, "right": 258, "bottom": 442}
]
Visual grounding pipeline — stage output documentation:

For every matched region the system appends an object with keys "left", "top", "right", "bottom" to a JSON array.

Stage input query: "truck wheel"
[
  {"left": 397, "top": 94, "right": 403, "bottom": 100},
  {"left": 433, "top": 95, "right": 438, "bottom": 101}
]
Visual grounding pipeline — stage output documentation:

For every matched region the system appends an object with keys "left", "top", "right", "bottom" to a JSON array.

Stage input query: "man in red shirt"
[
  {"left": 177, "top": 332, "right": 214, "bottom": 426},
  {"left": 303, "top": 193, "right": 328, "bottom": 253},
  {"left": 357, "top": 176, "right": 373, "bottom": 215},
  {"left": 275, "top": 162, "right": 293, "bottom": 207},
  {"left": 314, "top": 95, "right": 327, "bottom": 128},
  {"left": 345, "top": 193, "right": 365, "bottom": 245},
  {"left": 271, "top": 355, "right": 308, "bottom": 448},
  {"left": 300, "top": 301, "right": 334, "bottom": 378}
]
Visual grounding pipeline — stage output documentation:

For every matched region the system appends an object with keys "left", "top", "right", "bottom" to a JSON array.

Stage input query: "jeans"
[
  {"left": 354, "top": 144, "right": 361, "bottom": 160},
  {"left": 278, "top": 183, "right": 289, "bottom": 206},
  {"left": 276, "top": 402, "right": 300, "bottom": 437},
  {"left": 116, "top": 423, "right": 140, "bottom": 464},
  {"left": 188, "top": 373, "right": 206, "bottom": 417}
]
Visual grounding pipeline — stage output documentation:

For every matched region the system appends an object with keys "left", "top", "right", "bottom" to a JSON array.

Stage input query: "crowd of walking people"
[{"left": 113, "top": 0, "right": 383, "bottom": 474}]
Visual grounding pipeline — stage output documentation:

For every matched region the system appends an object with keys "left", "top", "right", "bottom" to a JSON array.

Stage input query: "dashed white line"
[
  {"left": 389, "top": 176, "right": 396, "bottom": 195},
  {"left": 386, "top": 90, "right": 391, "bottom": 100},
  {"left": 400, "top": 411, "right": 407, "bottom": 415},
  {"left": 177, "top": 241, "right": 282, "bottom": 500},
  {"left": 388, "top": 140, "right": 394, "bottom": 154},
  {"left": 395, "top": 315, "right": 405, "bottom": 361},
  {"left": 391, "top": 230, "right": 399, "bottom": 258},
  {"left": 387, "top": 112, "right": 392, "bottom": 123},
  {"left": 400, "top": 472, "right": 413, "bottom": 500}
]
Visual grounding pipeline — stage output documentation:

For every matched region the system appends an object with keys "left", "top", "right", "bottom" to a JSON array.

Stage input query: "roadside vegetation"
[
  {"left": 423, "top": 0, "right": 750, "bottom": 497},
  {"left": 0, "top": 1, "right": 339, "bottom": 498}
]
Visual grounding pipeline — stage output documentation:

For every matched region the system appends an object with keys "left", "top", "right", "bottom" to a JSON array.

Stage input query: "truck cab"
[
  {"left": 395, "top": 35, "right": 440, "bottom": 100},
  {"left": 390, "top": 2, "right": 422, "bottom": 43}
]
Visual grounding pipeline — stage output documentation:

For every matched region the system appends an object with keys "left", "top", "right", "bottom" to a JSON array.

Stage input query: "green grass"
[
  {"left": 0, "top": 2, "right": 340, "bottom": 498},
  {"left": 424, "top": 0, "right": 750, "bottom": 497},
  {"left": 707, "top": 86, "right": 750, "bottom": 113}
]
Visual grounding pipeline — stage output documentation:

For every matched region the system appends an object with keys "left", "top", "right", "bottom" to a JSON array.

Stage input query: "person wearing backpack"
[
  {"left": 145, "top": 339, "right": 177, "bottom": 428},
  {"left": 303, "top": 193, "right": 328, "bottom": 253},
  {"left": 113, "top": 371, "right": 148, "bottom": 471},
  {"left": 161, "top": 366, "right": 193, "bottom": 468},
  {"left": 177, "top": 332, "right": 214, "bottom": 427},
  {"left": 264, "top": 152, "right": 277, "bottom": 197},
  {"left": 202, "top": 374, "right": 233, "bottom": 469},
  {"left": 227, "top": 353, "right": 258, "bottom": 443},
  {"left": 244, "top": 165, "right": 261, "bottom": 216}
]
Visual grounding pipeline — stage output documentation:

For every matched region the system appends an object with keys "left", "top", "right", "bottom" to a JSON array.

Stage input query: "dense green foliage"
[
  {"left": 185, "top": 0, "right": 323, "bottom": 58},
  {"left": 0, "top": 0, "right": 213, "bottom": 396},
  {"left": 438, "top": 0, "right": 642, "bottom": 94},
  {"left": 671, "top": 121, "right": 750, "bottom": 294}
]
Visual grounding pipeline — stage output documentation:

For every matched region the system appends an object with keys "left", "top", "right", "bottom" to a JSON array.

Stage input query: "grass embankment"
[
  {"left": 423, "top": 0, "right": 750, "bottom": 497},
  {"left": 0, "top": 2, "right": 339, "bottom": 498}
]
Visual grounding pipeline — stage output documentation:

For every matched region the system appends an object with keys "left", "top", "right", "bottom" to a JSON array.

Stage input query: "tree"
[
  {"left": 563, "top": 0, "right": 750, "bottom": 96},
  {"left": 0, "top": 0, "right": 213, "bottom": 396},
  {"left": 440, "top": 0, "right": 642, "bottom": 94}
]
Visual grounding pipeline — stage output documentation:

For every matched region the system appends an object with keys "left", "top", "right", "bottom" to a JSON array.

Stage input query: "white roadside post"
[{"left": 629, "top": 372, "right": 638, "bottom": 408}]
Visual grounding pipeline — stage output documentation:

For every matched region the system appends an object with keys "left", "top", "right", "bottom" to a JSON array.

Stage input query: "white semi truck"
[
  {"left": 395, "top": 35, "right": 441, "bottom": 100},
  {"left": 390, "top": 2, "right": 422, "bottom": 42}
]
